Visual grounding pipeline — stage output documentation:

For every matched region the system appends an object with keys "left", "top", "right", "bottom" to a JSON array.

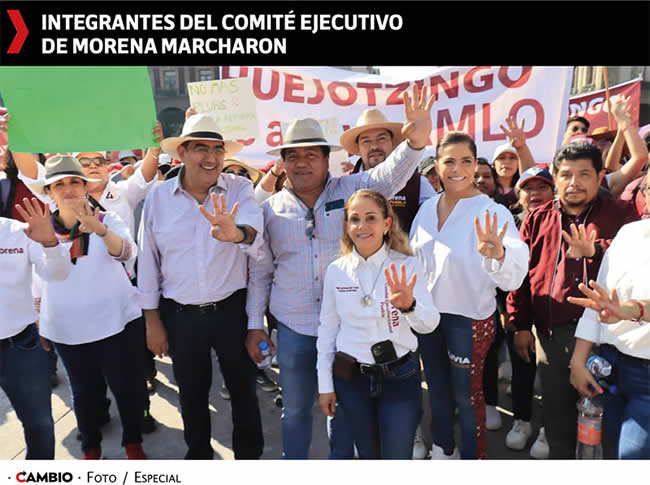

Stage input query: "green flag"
[{"left": 0, "top": 66, "right": 158, "bottom": 153}]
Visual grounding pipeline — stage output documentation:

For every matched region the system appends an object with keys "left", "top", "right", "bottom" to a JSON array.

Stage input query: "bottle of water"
[
  {"left": 576, "top": 396, "right": 603, "bottom": 459},
  {"left": 257, "top": 341, "right": 273, "bottom": 369},
  {"left": 587, "top": 355, "right": 612, "bottom": 378}
]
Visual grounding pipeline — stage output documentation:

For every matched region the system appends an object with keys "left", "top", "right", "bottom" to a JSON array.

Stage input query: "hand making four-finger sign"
[
  {"left": 75, "top": 202, "right": 105, "bottom": 235},
  {"left": 562, "top": 223, "right": 596, "bottom": 259},
  {"left": 474, "top": 211, "right": 507, "bottom": 262},
  {"left": 198, "top": 192, "right": 242, "bottom": 243},
  {"left": 568, "top": 280, "right": 628, "bottom": 324},
  {"left": 15, "top": 197, "right": 59, "bottom": 247},
  {"left": 383, "top": 263, "right": 417, "bottom": 311},
  {"left": 400, "top": 84, "right": 436, "bottom": 150}
]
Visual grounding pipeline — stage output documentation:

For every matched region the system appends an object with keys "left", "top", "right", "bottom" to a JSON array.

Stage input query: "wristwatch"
[
  {"left": 399, "top": 298, "right": 417, "bottom": 315},
  {"left": 235, "top": 224, "right": 248, "bottom": 244}
]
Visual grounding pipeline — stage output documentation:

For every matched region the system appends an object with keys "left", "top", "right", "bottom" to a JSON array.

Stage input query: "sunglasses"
[
  {"left": 305, "top": 208, "right": 315, "bottom": 239},
  {"left": 224, "top": 169, "right": 251, "bottom": 179},
  {"left": 569, "top": 126, "right": 589, "bottom": 134},
  {"left": 78, "top": 157, "right": 106, "bottom": 167}
]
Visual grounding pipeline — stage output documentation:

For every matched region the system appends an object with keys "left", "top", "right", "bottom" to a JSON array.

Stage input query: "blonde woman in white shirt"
[
  {"left": 34, "top": 155, "right": 147, "bottom": 460},
  {"left": 317, "top": 189, "right": 439, "bottom": 459},
  {"left": 410, "top": 132, "right": 529, "bottom": 459}
]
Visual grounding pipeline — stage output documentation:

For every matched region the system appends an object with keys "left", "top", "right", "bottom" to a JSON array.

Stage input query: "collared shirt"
[
  {"left": 37, "top": 211, "right": 139, "bottom": 345},
  {"left": 506, "top": 196, "right": 640, "bottom": 337},
  {"left": 19, "top": 162, "right": 157, "bottom": 277},
  {"left": 316, "top": 245, "right": 439, "bottom": 393},
  {"left": 410, "top": 193, "right": 529, "bottom": 320},
  {"left": 0, "top": 217, "right": 71, "bottom": 339},
  {"left": 138, "top": 170, "right": 263, "bottom": 309},
  {"left": 575, "top": 219, "right": 650, "bottom": 360},
  {"left": 247, "top": 140, "right": 424, "bottom": 336}
]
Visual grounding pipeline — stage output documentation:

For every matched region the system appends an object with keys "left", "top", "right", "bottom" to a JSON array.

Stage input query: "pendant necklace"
[{"left": 358, "top": 255, "right": 388, "bottom": 307}]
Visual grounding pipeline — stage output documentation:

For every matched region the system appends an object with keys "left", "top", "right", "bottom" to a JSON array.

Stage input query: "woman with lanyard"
[
  {"left": 410, "top": 131, "right": 529, "bottom": 459},
  {"left": 569, "top": 183, "right": 650, "bottom": 459},
  {"left": 316, "top": 189, "right": 439, "bottom": 459},
  {"left": 32, "top": 155, "right": 147, "bottom": 460}
]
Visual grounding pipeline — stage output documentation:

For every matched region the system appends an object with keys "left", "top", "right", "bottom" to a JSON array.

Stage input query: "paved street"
[{"left": 0, "top": 352, "right": 542, "bottom": 460}]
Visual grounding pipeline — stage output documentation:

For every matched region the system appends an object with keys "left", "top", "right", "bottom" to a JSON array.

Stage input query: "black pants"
[
  {"left": 505, "top": 331, "right": 537, "bottom": 422},
  {"left": 161, "top": 289, "right": 264, "bottom": 460}
]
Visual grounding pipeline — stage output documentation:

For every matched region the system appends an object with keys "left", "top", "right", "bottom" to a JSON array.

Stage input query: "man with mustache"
[
  {"left": 340, "top": 109, "right": 436, "bottom": 233},
  {"left": 506, "top": 140, "right": 642, "bottom": 458}
]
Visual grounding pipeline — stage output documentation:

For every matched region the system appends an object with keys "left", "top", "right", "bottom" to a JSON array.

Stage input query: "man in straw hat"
[
  {"left": 246, "top": 85, "right": 435, "bottom": 459},
  {"left": 138, "top": 113, "right": 264, "bottom": 459},
  {"left": 340, "top": 108, "right": 437, "bottom": 233}
]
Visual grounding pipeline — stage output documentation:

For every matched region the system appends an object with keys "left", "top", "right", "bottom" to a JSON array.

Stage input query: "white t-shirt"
[
  {"left": 0, "top": 217, "right": 70, "bottom": 339},
  {"left": 38, "top": 211, "right": 141, "bottom": 345},
  {"left": 410, "top": 193, "right": 529, "bottom": 320},
  {"left": 317, "top": 245, "right": 439, "bottom": 393},
  {"left": 575, "top": 219, "right": 650, "bottom": 359}
]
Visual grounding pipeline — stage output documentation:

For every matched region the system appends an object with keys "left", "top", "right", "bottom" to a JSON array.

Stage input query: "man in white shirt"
[
  {"left": 139, "top": 114, "right": 264, "bottom": 459},
  {"left": 0, "top": 198, "right": 71, "bottom": 459}
]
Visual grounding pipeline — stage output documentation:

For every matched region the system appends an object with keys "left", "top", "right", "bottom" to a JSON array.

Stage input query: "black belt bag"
[{"left": 333, "top": 350, "right": 412, "bottom": 382}]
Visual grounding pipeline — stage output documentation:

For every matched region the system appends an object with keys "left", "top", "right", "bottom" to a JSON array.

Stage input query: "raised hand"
[
  {"left": 474, "top": 211, "right": 507, "bottom": 262},
  {"left": 401, "top": 84, "right": 436, "bottom": 150},
  {"left": 568, "top": 280, "right": 629, "bottom": 324},
  {"left": 74, "top": 202, "right": 105, "bottom": 235},
  {"left": 185, "top": 106, "right": 199, "bottom": 120},
  {"left": 198, "top": 193, "right": 242, "bottom": 243},
  {"left": 611, "top": 95, "right": 632, "bottom": 124},
  {"left": 562, "top": 223, "right": 596, "bottom": 259},
  {"left": 499, "top": 116, "right": 527, "bottom": 149},
  {"left": 15, "top": 197, "right": 58, "bottom": 247},
  {"left": 340, "top": 160, "right": 355, "bottom": 173},
  {"left": 383, "top": 263, "right": 416, "bottom": 311}
]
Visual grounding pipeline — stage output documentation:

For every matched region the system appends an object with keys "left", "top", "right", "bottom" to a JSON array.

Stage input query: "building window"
[
  {"left": 163, "top": 71, "right": 178, "bottom": 93},
  {"left": 199, "top": 69, "right": 213, "bottom": 81}
]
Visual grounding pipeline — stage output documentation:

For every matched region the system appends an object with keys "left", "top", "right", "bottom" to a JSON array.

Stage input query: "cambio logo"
[{"left": 16, "top": 472, "right": 73, "bottom": 483}]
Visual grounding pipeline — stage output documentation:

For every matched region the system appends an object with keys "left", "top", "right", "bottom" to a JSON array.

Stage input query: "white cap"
[
  {"left": 491, "top": 143, "right": 517, "bottom": 164},
  {"left": 118, "top": 150, "right": 137, "bottom": 162}
]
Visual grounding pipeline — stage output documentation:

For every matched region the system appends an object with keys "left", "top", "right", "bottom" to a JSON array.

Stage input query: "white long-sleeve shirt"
[
  {"left": 19, "top": 162, "right": 157, "bottom": 278},
  {"left": 0, "top": 217, "right": 71, "bottom": 339},
  {"left": 38, "top": 211, "right": 141, "bottom": 345},
  {"left": 410, "top": 193, "right": 529, "bottom": 320},
  {"left": 575, "top": 219, "right": 650, "bottom": 360},
  {"left": 317, "top": 245, "right": 439, "bottom": 394},
  {"left": 138, "top": 171, "right": 263, "bottom": 309}
]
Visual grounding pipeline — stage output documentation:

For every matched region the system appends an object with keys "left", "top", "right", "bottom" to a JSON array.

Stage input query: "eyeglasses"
[
  {"left": 224, "top": 169, "right": 251, "bottom": 179},
  {"left": 190, "top": 145, "right": 225, "bottom": 156},
  {"left": 78, "top": 157, "right": 106, "bottom": 166},
  {"left": 305, "top": 208, "right": 315, "bottom": 239},
  {"left": 640, "top": 184, "right": 650, "bottom": 194},
  {"left": 569, "top": 126, "right": 589, "bottom": 134}
]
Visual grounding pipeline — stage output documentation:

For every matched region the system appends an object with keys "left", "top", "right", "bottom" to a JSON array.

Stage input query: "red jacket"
[{"left": 506, "top": 194, "right": 639, "bottom": 338}]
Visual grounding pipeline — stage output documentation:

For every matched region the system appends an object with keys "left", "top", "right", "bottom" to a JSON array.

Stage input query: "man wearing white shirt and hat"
[
  {"left": 139, "top": 114, "right": 264, "bottom": 459},
  {"left": 246, "top": 85, "right": 435, "bottom": 459}
]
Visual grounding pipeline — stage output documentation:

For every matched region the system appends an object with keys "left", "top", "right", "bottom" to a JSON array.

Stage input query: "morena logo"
[{"left": 15, "top": 472, "right": 73, "bottom": 483}]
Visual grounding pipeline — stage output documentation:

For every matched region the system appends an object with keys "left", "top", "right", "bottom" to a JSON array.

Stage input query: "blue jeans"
[
  {"left": 600, "top": 344, "right": 650, "bottom": 459},
  {"left": 0, "top": 324, "right": 54, "bottom": 459},
  {"left": 277, "top": 323, "right": 349, "bottom": 459},
  {"left": 55, "top": 318, "right": 146, "bottom": 453},
  {"left": 416, "top": 313, "right": 495, "bottom": 459},
  {"left": 334, "top": 353, "right": 422, "bottom": 459}
]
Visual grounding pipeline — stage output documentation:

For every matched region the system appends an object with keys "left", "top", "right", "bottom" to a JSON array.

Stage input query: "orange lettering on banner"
[
  {"left": 430, "top": 72, "right": 459, "bottom": 100},
  {"left": 482, "top": 103, "right": 507, "bottom": 142},
  {"left": 253, "top": 68, "right": 280, "bottom": 100},
  {"left": 386, "top": 82, "right": 409, "bottom": 105},
  {"left": 284, "top": 73, "right": 305, "bottom": 103},
  {"left": 266, "top": 120, "right": 283, "bottom": 148},
  {"left": 498, "top": 66, "right": 533, "bottom": 88},
  {"left": 509, "top": 98, "right": 544, "bottom": 138},
  {"left": 307, "top": 78, "right": 325, "bottom": 105},
  {"left": 436, "top": 105, "right": 476, "bottom": 140},
  {"left": 464, "top": 67, "right": 493, "bottom": 93},
  {"left": 328, "top": 82, "right": 357, "bottom": 106},
  {"left": 356, "top": 82, "right": 382, "bottom": 106}
]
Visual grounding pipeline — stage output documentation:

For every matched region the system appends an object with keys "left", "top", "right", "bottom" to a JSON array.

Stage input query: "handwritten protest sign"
[
  {"left": 188, "top": 77, "right": 259, "bottom": 140},
  {"left": 280, "top": 116, "right": 347, "bottom": 176},
  {"left": 0, "top": 66, "right": 157, "bottom": 153}
]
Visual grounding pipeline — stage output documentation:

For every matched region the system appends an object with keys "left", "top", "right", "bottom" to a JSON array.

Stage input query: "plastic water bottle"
[
  {"left": 257, "top": 341, "right": 272, "bottom": 369},
  {"left": 576, "top": 396, "right": 603, "bottom": 459},
  {"left": 587, "top": 355, "right": 612, "bottom": 378}
]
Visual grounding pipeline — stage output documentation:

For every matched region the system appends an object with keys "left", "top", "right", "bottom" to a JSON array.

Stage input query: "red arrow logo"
[{"left": 7, "top": 10, "right": 28, "bottom": 54}]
